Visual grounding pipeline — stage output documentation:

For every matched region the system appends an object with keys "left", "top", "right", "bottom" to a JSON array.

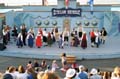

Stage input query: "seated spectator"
[
  {"left": 27, "top": 61, "right": 33, "bottom": 69},
  {"left": 64, "top": 68, "right": 79, "bottom": 79},
  {"left": 111, "top": 66, "right": 120, "bottom": 79},
  {"left": 41, "top": 72, "right": 60, "bottom": 79},
  {"left": 3, "top": 74, "right": 13, "bottom": 79},
  {"left": 89, "top": 68, "right": 102, "bottom": 79},
  {"left": 37, "top": 71, "right": 44, "bottom": 79},
  {"left": 78, "top": 65, "right": 88, "bottom": 79},
  {"left": 40, "top": 60, "right": 47, "bottom": 70}
]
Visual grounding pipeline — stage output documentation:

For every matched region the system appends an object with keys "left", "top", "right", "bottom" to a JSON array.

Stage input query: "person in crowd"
[
  {"left": 37, "top": 71, "right": 44, "bottom": 79},
  {"left": 16, "top": 65, "right": 28, "bottom": 79},
  {"left": 16, "top": 32, "right": 23, "bottom": 48},
  {"left": 8, "top": 66, "right": 16, "bottom": 79},
  {"left": 27, "top": 61, "right": 33, "bottom": 69},
  {"left": 111, "top": 66, "right": 120, "bottom": 79},
  {"left": 27, "top": 68, "right": 37, "bottom": 79},
  {"left": 101, "top": 27, "right": 107, "bottom": 44},
  {"left": 40, "top": 59, "right": 47, "bottom": 70},
  {"left": 26, "top": 32, "right": 34, "bottom": 48},
  {"left": 45, "top": 65, "right": 51, "bottom": 73},
  {"left": 78, "top": 65, "right": 88, "bottom": 79},
  {"left": 33, "top": 60, "right": 39, "bottom": 69},
  {"left": 51, "top": 60, "right": 59, "bottom": 72},
  {"left": 81, "top": 32, "right": 87, "bottom": 49},
  {"left": 94, "top": 29, "right": 101, "bottom": 48},
  {"left": 41, "top": 72, "right": 60, "bottom": 79},
  {"left": 63, "top": 28, "right": 69, "bottom": 46},
  {"left": 58, "top": 33, "right": 64, "bottom": 49},
  {"left": 71, "top": 62, "right": 78, "bottom": 71},
  {"left": 90, "top": 29, "right": 96, "bottom": 47},
  {"left": 35, "top": 32, "right": 42, "bottom": 48},
  {"left": 61, "top": 53, "right": 67, "bottom": 70},
  {"left": 89, "top": 68, "right": 102, "bottom": 79},
  {"left": 47, "top": 32, "right": 53, "bottom": 47},
  {"left": 2, "top": 26, "right": 8, "bottom": 45},
  {"left": 20, "top": 24, "right": 27, "bottom": 46},
  {"left": 64, "top": 68, "right": 80, "bottom": 79},
  {"left": 3, "top": 73, "right": 13, "bottom": 79},
  {"left": 12, "top": 25, "right": 18, "bottom": 41},
  {"left": 103, "top": 71, "right": 111, "bottom": 79}
]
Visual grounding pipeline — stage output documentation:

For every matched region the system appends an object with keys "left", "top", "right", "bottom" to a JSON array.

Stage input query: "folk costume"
[{"left": 35, "top": 32, "right": 42, "bottom": 48}]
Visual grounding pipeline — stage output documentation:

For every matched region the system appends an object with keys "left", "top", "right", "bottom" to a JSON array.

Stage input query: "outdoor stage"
[{"left": 0, "top": 36, "right": 120, "bottom": 60}]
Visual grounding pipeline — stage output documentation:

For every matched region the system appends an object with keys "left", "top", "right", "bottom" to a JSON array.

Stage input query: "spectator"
[
  {"left": 41, "top": 72, "right": 60, "bottom": 79},
  {"left": 64, "top": 68, "right": 79, "bottom": 79},
  {"left": 89, "top": 68, "right": 102, "bottom": 79}
]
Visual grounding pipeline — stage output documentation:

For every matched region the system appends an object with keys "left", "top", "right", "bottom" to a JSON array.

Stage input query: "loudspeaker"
[{"left": 0, "top": 43, "right": 6, "bottom": 51}]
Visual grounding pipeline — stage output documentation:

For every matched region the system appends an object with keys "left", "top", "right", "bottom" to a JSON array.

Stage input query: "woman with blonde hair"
[
  {"left": 41, "top": 72, "right": 60, "bottom": 79},
  {"left": 111, "top": 66, "right": 120, "bottom": 79},
  {"left": 16, "top": 65, "right": 28, "bottom": 79}
]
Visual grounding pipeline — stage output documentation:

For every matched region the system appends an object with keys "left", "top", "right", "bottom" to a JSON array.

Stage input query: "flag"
[
  {"left": 88, "top": 0, "right": 94, "bottom": 14},
  {"left": 65, "top": 0, "right": 69, "bottom": 8}
]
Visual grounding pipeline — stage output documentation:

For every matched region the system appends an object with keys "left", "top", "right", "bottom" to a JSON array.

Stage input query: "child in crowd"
[{"left": 51, "top": 60, "right": 59, "bottom": 72}]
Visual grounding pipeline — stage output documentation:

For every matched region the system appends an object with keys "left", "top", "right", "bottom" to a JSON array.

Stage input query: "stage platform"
[{"left": 0, "top": 36, "right": 120, "bottom": 60}]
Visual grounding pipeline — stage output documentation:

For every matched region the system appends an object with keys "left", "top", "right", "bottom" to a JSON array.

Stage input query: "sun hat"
[
  {"left": 66, "top": 68, "right": 76, "bottom": 77},
  {"left": 90, "top": 68, "right": 98, "bottom": 75}
]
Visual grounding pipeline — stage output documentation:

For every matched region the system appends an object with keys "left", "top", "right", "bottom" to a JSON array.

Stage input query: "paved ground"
[
  {"left": 0, "top": 36, "right": 120, "bottom": 60},
  {"left": 0, "top": 56, "right": 120, "bottom": 78}
]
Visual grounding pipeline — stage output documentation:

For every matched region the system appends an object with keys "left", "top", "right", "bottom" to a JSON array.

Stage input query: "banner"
[{"left": 52, "top": 8, "right": 82, "bottom": 17}]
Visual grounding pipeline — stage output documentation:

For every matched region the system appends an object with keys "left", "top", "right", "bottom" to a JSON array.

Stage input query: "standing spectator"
[
  {"left": 61, "top": 53, "right": 67, "bottom": 69},
  {"left": 101, "top": 27, "right": 107, "bottom": 44},
  {"left": 51, "top": 60, "right": 59, "bottom": 72}
]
